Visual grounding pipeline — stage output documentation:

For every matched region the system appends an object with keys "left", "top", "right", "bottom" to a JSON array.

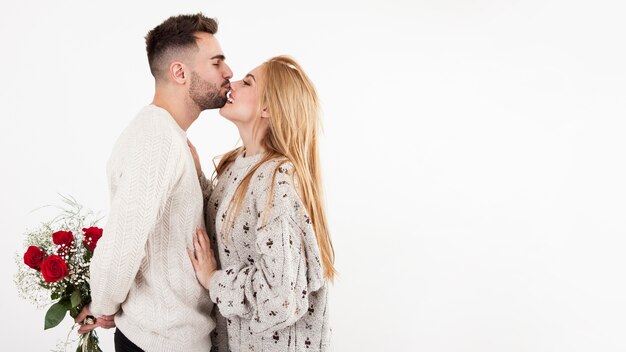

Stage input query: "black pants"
[{"left": 114, "top": 329, "right": 144, "bottom": 352}]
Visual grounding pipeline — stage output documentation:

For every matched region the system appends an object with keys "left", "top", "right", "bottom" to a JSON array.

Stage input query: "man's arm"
[{"left": 89, "top": 129, "right": 182, "bottom": 316}]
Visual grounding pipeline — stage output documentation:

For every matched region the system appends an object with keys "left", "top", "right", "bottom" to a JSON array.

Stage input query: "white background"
[{"left": 1, "top": 0, "right": 625, "bottom": 351}]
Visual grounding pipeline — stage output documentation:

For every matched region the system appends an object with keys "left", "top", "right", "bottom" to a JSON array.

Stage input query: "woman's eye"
[{"left": 243, "top": 80, "right": 250, "bottom": 86}]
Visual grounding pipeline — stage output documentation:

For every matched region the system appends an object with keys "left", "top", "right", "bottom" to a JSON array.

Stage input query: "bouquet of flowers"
[{"left": 14, "top": 195, "right": 104, "bottom": 352}]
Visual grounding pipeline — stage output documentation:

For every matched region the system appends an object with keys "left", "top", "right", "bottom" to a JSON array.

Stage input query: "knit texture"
[
  {"left": 202, "top": 153, "right": 332, "bottom": 352},
  {"left": 90, "top": 105, "right": 214, "bottom": 352}
]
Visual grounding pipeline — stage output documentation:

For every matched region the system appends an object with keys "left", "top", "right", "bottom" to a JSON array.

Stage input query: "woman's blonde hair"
[{"left": 214, "top": 55, "right": 336, "bottom": 281}]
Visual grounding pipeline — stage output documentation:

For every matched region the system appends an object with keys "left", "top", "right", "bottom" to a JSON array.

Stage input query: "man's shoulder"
[
  {"left": 128, "top": 105, "right": 177, "bottom": 137},
  {"left": 119, "top": 106, "right": 185, "bottom": 145},
  {"left": 111, "top": 106, "right": 184, "bottom": 160}
]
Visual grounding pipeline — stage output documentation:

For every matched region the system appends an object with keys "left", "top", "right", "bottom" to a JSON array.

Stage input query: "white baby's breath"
[{"left": 14, "top": 195, "right": 104, "bottom": 352}]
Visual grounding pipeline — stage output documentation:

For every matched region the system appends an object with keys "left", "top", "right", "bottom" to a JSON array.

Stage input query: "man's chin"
[
  {"left": 198, "top": 97, "right": 228, "bottom": 110},
  {"left": 214, "top": 97, "right": 228, "bottom": 109}
]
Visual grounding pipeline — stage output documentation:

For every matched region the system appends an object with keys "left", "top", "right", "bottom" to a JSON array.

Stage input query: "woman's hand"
[
  {"left": 187, "top": 139, "right": 202, "bottom": 177},
  {"left": 187, "top": 227, "right": 217, "bottom": 290}
]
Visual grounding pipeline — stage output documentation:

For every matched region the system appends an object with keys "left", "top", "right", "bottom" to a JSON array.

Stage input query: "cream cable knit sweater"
[{"left": 90, "top": 105, "right": 214, "bottom": 352}]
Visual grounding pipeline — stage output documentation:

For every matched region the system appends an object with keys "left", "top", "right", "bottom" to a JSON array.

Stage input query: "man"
[{"left": 75, "top": 13, "right": 232, "bottom": 352}]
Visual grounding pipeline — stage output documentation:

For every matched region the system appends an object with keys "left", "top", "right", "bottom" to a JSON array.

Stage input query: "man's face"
[{"left": 188, "top": 32, "right": 233, "bottom": 110}]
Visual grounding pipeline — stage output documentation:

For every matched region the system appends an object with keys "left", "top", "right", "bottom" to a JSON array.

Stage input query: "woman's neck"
[
  {"left": 236, "top": 122, "right": 268, "bottom": 157},
  {"left": 243, "top": 145, "right": 265, "bottom": 157}
]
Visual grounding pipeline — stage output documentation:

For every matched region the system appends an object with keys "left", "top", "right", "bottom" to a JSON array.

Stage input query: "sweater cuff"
[
  {"left": 89, "top": 300, "right": 119, "bottom": 317},
  {"left": 207, "top": 269, "right": 225, "bottom": 304}
]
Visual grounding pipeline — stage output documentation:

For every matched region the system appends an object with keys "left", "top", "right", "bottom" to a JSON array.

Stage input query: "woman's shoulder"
[
  {"left": 250, "top": 158, "right": 299, "bottom": 199},
  {"left": 253, "top": 158, "right": 296, "bottom": 183},
  {"left": 251, "top": 158, "right": 305, "bottom": 222}
]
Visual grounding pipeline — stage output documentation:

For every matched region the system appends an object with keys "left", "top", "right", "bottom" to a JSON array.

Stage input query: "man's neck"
[{"left": 152, "top": 92, "right": 200, "bottom": 132}]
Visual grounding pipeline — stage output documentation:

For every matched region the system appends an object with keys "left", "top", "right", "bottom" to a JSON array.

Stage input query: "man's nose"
[{"left": 223, "top": 63, "right": 233, "bottom": 80}]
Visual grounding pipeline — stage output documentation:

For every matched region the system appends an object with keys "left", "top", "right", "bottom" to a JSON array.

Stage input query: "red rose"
[
  {"left": 23, "top": 246, "right": 46, "bottom": 270},
  {"left": 52, "top": 231, "right": 74, "bottom": 247},
  {"left": 82, "top": 227, "right": 103, "bottom": 251},
  {"left": 52, "top": 231, "right": 74, "bottom": 256},
  {"left": 40, "top": 255, "right": 69, "bottom": 283}
]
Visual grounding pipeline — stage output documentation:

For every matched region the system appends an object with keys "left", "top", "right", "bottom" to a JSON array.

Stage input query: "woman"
[{"left": 187, "top": 56, "right": 335, "bottom": 352}]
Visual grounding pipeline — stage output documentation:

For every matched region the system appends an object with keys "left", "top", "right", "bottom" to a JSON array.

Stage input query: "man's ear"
[{"left": 169, "top": 62, "right": 187, "bottom": 84}]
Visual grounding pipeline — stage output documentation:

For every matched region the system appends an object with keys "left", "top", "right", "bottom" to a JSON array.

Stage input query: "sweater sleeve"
[
  {"left": 208, "top": 163, "right": 324, "bottom": 334},
  {"left": 89, "top": 126, "right": 183, "bottom": 316},
  {"left": 198, "top": 172, "right": 213, "bottom": 201}
]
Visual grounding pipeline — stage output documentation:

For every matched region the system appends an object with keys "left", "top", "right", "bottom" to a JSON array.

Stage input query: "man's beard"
[{"left": 189, "top": 71, "right": 228, "bottom": 110}]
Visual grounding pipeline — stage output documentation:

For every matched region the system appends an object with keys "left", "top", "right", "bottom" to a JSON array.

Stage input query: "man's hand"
[{"left": 75, "top": 304, "right": 116, "bottom": 334}]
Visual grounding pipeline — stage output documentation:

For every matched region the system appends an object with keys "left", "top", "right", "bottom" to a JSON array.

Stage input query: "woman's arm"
[{"left": 207, "top": 164, "right": 324, "bottom": 333}]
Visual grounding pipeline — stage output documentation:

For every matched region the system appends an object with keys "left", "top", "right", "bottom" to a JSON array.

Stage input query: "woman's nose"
[{"left": 232, "top": 80, "right": 243, "bottom": 90}]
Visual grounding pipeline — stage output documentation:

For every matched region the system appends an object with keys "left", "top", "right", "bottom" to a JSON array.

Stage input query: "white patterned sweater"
[
  {"left": 200, "top": 152, "right": 332, "bottom": 352},
  {"left": 89, "top": 105, "right": 214, "bottom": 352}
]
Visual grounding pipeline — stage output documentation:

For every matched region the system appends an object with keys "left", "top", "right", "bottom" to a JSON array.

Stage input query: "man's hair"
[{"left": 145, "top": 13, "right": 218, "bottom": 79}]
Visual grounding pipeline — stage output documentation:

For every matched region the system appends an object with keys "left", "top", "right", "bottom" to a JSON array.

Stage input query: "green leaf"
[
  {"left": 70, "top": 289, "right": 82, "bottom": 309},
  {"left": 44, "top": 299, "right": 70, "bottom": 330},
  {"left": 69, "top": 305, "right": 80, "bottom": 319}
]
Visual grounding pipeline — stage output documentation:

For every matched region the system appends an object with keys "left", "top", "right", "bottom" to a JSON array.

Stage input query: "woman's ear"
[
  {"left": 261, "top": 106, "right": 270, "bottom": 119},
  {"left": 169, "top": 62, "right": 187, "bottom": 84}
]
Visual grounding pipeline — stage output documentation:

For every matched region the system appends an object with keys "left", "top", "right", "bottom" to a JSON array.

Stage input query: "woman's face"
[{"left": 219, "top": 65, "right": 265, "bottom": 124}]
